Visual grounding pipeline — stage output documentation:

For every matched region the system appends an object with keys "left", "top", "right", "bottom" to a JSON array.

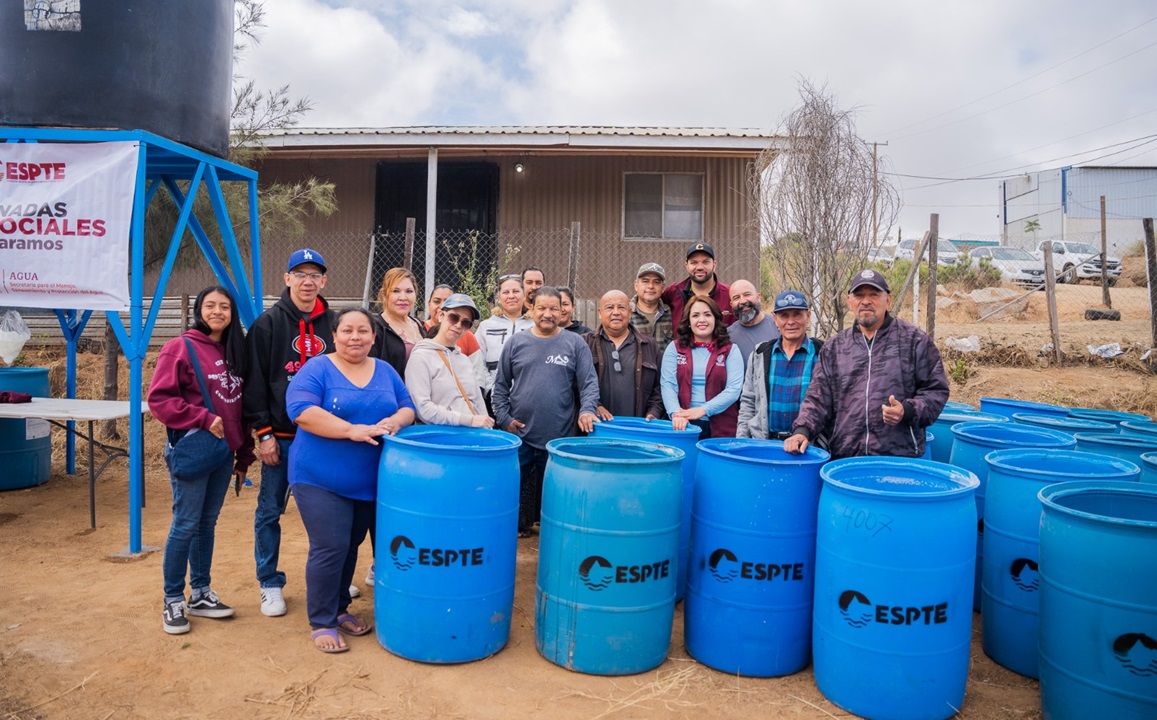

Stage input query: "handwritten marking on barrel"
[{"left": 842, "top": 506, "right": 894, "bottom": 536}]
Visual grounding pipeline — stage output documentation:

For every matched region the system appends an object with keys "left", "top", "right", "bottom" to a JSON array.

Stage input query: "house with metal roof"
[{"left": 252, "top": 126, "right": 782, "bottom": 306}]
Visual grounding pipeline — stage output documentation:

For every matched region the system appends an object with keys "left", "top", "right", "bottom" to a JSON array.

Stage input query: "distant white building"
[{"left": 1001, "top": 165, "right": 1157, "bottom": 252}]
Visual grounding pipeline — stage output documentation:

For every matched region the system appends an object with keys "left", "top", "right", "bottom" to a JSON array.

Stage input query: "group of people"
[{"left": 147, "top": 240, "right": 949, "bottom": 653}]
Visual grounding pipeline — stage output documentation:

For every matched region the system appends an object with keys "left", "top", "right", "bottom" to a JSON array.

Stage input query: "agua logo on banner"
[{"left": 0, "top": 142, "right": 138, "bottom": 311}]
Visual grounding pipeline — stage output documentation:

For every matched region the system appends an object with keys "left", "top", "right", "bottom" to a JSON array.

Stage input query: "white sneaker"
[
  {"left": 349, "top": 584, "right": 361, "bottom": 598},
  {"left": 365, "top": 565, "right": 375, "bottom": 586},
  {"left": 260, "top": 587, "right": 287, "bottom": 617}
]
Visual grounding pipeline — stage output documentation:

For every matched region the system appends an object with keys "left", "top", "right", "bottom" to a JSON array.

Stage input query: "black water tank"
[{"left": 0, "top": 1, "right": 234, "bottom": 157}]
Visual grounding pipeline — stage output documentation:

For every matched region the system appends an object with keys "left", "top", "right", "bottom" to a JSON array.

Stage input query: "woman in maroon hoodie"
[{"left": 148, "top": 286, "right": 255, "bottom": 635}]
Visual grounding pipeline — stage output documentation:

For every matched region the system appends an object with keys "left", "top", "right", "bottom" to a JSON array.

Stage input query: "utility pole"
[
  {"left": 1100, "top": 195, "right": 1112, "bottom": 308},
  {"left": 871, "top": 141, "right": 889, "bottom": 246}
]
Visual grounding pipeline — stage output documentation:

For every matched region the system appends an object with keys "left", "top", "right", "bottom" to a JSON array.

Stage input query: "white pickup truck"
[{"left": 1034, "top": 240, "right": 1122, "bottom": 285}]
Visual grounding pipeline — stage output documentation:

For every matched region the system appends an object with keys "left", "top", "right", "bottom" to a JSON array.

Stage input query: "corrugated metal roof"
[{"left": 256, "top": 126, "right": 782, "bottom": 155}]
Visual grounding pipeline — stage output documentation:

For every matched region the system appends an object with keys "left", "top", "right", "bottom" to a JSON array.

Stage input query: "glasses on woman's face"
[
  {"left": 611, "top": 349, "right": 622, "bottom": 373},
  {"left": 444, "top": 311, "right": 474, "bottom": 328}
]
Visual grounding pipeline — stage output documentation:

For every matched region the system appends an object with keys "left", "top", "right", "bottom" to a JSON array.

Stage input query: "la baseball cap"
[
  {"left": 287, "top": 248, "right": 327, "bottom": 273},
  {"left": 685, "top": 242, "right": 715, "bottom": 260},
  {"left": 636, "top": 262, "right": 666, "bottom": 281},
  {"left": 849, "top": 268, "right": 890, "bottom": 294},
  {"left": 772, "top": 290, "right": 810, "bottom": 313}
]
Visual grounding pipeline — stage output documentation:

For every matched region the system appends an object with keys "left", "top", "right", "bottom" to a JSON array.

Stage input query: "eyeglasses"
[
  {"left": 444, "top": 311, "right": 474, "bottom": 328},
  {"left": 611, "top": 349, "right": 622, "bottom": 373},
  {"left": 498, "top": 274, "right": 521, "bottom": 282},
  {"left": 289, "top": 271, "right": 324, "bottom": 281}
]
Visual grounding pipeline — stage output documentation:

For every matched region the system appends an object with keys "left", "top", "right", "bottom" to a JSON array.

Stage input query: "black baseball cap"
[
  {"left": 685, "top": 242, "right": 715, "bottom": 260},
  {"left": 849, "top": 268, "right": 890, "bottom": 293}
]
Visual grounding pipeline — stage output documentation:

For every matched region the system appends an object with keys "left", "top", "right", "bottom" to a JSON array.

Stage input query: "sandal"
[
  {"left": 337, "top": 613, "right": 372, "bottom": 637},
  {"left": 311, "top": 628, "right": 349, "bottom": 654}
]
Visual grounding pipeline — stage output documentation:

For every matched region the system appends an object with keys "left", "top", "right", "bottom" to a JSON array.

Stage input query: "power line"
[{"left": 883, "top": 13, "right": 1157, "bottom": 137}]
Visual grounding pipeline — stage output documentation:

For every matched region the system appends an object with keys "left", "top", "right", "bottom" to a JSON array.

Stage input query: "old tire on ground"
[{"left": 1083, "top": 308, "right": 1121, "bottom": 321}]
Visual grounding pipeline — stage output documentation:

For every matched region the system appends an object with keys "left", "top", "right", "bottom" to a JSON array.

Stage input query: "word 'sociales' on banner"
[{"left": 0, "top": 141, "right": 138, "bottom": 311}]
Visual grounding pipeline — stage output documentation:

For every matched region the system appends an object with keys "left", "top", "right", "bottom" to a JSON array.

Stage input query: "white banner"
[{"left": 0, "top": 142, "right": 139, "bottom": 311}]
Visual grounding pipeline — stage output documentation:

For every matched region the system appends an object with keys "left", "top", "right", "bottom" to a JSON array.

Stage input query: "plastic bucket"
[
  {"left": 588, "top": 417, "right": 701, "bottom": 600},
  {"left": 1119, "top": 420, "right": 1157, "bottom": 441},
  {"left": 1143, "top": 453, "right": 1157, "bottom": 485},
  {"left": 949, "top": 422, "right": 1075, "bottom": 610},
  {"left": 0, "top": 367, "right": 51, "bottom": 490},
  {"left": 1074, "top": 433, "right": 1157, "bottom": 472},
  {"left": 1012, "top": 412, "right": 1118, "bottom": 437},
  {"left": 979, "top": 396, "right": 1069, "bottom": 421},
  {"left": 536, "top": 438, "right": 683, "bottom": 675},
  {"left": 1068, "top": 407, "right": 1150, "bottom": 428},
  {"left": 981, "top": 450, "right": 1139, "bottom": 678},
  {"left": 813, "top": 457, "right": 979, "bottom": 720},
  {"left": 929, "top": 410, "right": 1007, "bottom": 464},
  {"left": 376, "top": 427, "right": 521, "bottom": 663},
  {"left": 1038, "top": 481, "right": 1157, "bottom": 719},
  {"left": 943, "top": 400, "right": 975, "bottom": 412},
  {"left": 684, "top": 439, "right": 830, "bottom": 677}
]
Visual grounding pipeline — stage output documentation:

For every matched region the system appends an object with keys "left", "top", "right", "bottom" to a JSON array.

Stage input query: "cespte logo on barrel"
[
  {"left": 1009, "top": 558, "right": 1039, "bottom": 592},
  {"left": 706, "top": 547, "right": 804, "bottom": 584},
  {"left": 389, "top": 534, "right": 485, "bottom": 572},
  {"left": 577, "top": 554, "right": 671, "bottom": 592},
  {"left": 837, "top": 588, "right": 949, "bottom": 629},
  {"left": 1113, "top": 633, "right": 1157, "bottom": 677}
]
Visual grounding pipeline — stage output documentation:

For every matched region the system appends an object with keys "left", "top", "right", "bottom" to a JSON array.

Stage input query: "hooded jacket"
[
  {"left": 242, "top": 289, "right": 334, "bottom": 437},
  {"left": 404, "top": 338, "right": 489, "bottom": 426},
  {"left": 148, "top": 329, "right": 255, "bottom": 473},
  {"left": 791, "top": 313, "right": 949, "bottom": 459}
]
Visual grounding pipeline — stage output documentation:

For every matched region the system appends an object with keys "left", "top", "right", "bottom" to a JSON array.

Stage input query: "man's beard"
[{"left": 736, "top": 302, "right": 759, "bottom": 324}]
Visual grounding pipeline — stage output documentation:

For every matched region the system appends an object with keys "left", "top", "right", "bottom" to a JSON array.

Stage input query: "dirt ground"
[{"left": 3, "top": 311, "right": 1156, "bottom": 719}]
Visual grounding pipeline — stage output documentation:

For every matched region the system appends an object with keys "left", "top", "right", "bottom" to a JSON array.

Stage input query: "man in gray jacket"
[{"left": 784, "top": 270, "right": 948, "bottom": 459}]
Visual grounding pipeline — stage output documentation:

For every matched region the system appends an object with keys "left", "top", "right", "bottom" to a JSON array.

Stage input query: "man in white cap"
[
  {"left": 629, "top": 262, "right": 674, "bottom": 356},
  {"left": 784, "top": 269, "right": 948, "bottom": 459}
]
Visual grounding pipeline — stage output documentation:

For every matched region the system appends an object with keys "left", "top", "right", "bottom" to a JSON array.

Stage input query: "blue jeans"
[
  {"left": 254, "top": 437, "right": 292, "bottom": 588},
  {"left": 163, "top": 449, "right": 234, "bottom": 601},
  {"left": 293, "top": 483, "right": 374, "bottom": 630},
  {"left": 518, "top": 444, "right": 550, "bottom": 532}
]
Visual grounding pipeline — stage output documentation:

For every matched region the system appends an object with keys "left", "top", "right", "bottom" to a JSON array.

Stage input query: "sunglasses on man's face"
[{"left": 444, "top": 311, "right": 474, "bottom": 328}]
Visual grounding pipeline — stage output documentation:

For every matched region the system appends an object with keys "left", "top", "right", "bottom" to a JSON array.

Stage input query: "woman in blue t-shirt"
[{"left": 286, "top": 307, "right": 416, "bottom": 653}]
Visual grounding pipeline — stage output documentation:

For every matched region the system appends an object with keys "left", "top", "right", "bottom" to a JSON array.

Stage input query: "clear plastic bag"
[{"left": 0, "top": 310, "right": 31, "bottom": 365}]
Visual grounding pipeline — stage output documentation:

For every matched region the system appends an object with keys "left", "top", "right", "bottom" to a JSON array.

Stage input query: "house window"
[{"left": 623, "top": 173, "right": 703, "bottom": 240}]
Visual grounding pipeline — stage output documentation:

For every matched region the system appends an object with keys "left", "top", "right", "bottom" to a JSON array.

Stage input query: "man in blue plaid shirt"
[{"left": 736, "top": 290, "right": 824, "bottom": 440}]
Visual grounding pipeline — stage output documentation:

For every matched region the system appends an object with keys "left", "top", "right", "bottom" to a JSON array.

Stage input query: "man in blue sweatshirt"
[{"left": 492, "top": 286, "right": 599, "bottom": 537}]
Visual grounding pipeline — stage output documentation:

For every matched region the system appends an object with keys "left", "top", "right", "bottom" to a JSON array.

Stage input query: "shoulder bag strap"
[
  {"left": 182, "top": 337, "right": 217, "bottom": 415},
  {"left": 436, "top": 350, "right": 478, "bottom": 416}
]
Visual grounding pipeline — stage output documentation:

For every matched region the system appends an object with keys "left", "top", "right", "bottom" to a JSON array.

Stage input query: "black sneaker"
[
  {"left": 163, "top": 599, "right": 190, "bottom": 635},
  {"left": 187, "top": 590, "right": 236, "bottom": 619}
]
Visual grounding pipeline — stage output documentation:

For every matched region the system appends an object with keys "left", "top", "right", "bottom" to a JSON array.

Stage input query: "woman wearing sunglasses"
[{"left": 405, "top": 294, "right": 494, "bottom": 428}]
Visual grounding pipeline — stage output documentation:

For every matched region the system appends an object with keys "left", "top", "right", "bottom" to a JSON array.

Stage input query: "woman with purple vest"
[{"left": 659, "top": 295, "right": 743, "bottom": 438}]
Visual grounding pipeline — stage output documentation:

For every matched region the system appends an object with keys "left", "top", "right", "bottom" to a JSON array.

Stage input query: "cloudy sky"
[{"left": 238, "top": 0, "right": 1157, "bottom": 240}]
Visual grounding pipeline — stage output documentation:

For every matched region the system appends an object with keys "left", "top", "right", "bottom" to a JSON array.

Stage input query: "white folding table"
[{"left": 0, "top": 397, "right": 148, "bottom": 528}]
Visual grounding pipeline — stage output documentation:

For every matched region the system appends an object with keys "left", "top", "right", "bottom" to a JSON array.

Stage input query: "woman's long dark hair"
[
  {"left": 675, "top": 295, "right": 731, "bottom": 350},
  {"left": 192, "top": 285, "right": 248, "bottom": 378}
]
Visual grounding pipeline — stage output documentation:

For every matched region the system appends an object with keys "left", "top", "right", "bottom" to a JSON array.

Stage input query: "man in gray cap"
[
  {"left": 784, "top": 269, "right": 948, "bottom": 459},
  {"left": 629, "top": 262, "right": 675, "bottom": 355},
  {"left": 737, "top": 290, "right": 822, "bottom": 439}
]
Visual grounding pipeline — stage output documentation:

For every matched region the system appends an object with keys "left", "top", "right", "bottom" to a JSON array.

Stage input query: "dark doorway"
[{"left": 372, "top": 161, "right": 499, "bottom": 304}]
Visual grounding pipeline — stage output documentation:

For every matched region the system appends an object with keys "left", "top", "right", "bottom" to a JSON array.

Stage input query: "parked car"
[
  {"left": 866, "top": 247, "right": 893, "bottom": 266},
  {"left": 1033, "top": 240, "right": 1121, "bottom": 285},
  {"left": 969, "top": 246, "right": 1045, "bottom": 286},
  {"left": 893, "top": 238, "right": 964, "bottom": 267}
]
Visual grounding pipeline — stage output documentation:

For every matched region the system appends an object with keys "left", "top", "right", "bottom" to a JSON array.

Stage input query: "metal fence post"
[{"left": 568, "top": 221, "right": 581, "bottom": 294}]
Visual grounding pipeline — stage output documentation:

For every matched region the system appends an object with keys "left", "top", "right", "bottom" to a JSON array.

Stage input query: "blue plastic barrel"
[
  {"left": 376, "top": 427, "right": 521, "bottom": 663},
  {"left": 1120, "top": 420, "right": 1157, "bottom": 441},
  {"left": 1074, "top": 432, "right": 1157, "bottom": 472},
  {"left": 1012, "top": 412, "right": 1117, "bottom": 437},
  {"left": 944, "top": 400, "right": 975, "bottom": 412},
  {"left": 950, "top": 422, "right": 1075, "bottom": 611},
  {"left": 684, "top": 439, "right": 830, "bottom": 677},
  {"left": 982, "top": 449, "right": 1139, "bottom": 679},
  {"left": 536, "top": 438, "right": 682, "bottom": 675},
  {"left": 813, "top": 457, "right": 979, "bottom": 720},
  {"left": 1143, "top": 453, "right": 1157, "bottom": 485},
  {"left": 1068, "top": 407, "right": 1150, "bottom": 428},
  {"left": 0, "top": 367, "right": 51, "bottom": 490},
  {"left": 979, "top": 396, "right": 1069, "bottom": 420},
  {"left": 588, "top": 417, "right": 700, "bottom": 601},
  {"left": 922, "top": 431, "right": 934, "bottom": 460},
  {"left": 929, "top": 409, "right": 1007, "bottom": 464},
  {"left": 1038, "top": 481, "right": 1157, "bottom": 719}
]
